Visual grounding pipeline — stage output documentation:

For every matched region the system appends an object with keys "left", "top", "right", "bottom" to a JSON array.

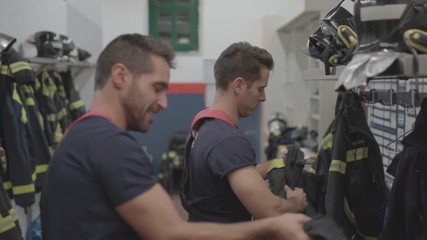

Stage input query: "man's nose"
[{"left": 158, "top": 93, "right": 168, "bottom": 110}]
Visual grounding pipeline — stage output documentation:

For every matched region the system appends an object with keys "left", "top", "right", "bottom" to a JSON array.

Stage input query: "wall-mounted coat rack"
[{"left": 356, "top": 88, "right": 427, "bottom": 108}]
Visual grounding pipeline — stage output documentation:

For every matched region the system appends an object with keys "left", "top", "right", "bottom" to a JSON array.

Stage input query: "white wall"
[
  {"left": 101, "top": 0, "right": 149, "bottom": 45},
  {"left": 0, "top": 0, "right": 337, "bottom": 112},
  {"left": 0, "top": 0, "right": 297, "bottom": 108},
  {"left": 171, "top": 0, "right": 285, "bottom": 83},
  {"left": 261, "top": 0, "right": 340, "bottom": 127},
  {"left": 0, "top": 0, "right": 67, "bottom": 44}
]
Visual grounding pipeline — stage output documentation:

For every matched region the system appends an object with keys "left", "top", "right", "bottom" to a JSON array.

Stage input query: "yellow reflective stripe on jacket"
[
  {"left": 267, "top": 158, "right": 285, "bottom": 172},
  {"left": 0, "top": 61, "right": 32, "bottom": 77},
  {"left": 3, "top": 172, "right": 37, "bottom": 193},
  {"left": 11, "top": 183, "right": 35, "bottom": 195},
  {"left": 41, "top": 70, "right": 53, "bottom": 97},
  {"left": 47, "top": 80, "right": 57, "bottom": 95},
  {"left": 307, "top": 167, "right": 316, "bottom": 174},
  {"left": 47, "top": 113, "right": 56, "bottom": 122},
  {"left": 168, "top": 151, "right": 177, "bottom": 158},
  {"left": 3, "top": 181, "right": 11, "bottom": 190},
  {"left": 22, "top": 85, "right": 36, "bottom": 106},
  {"left": 329, "top": 160, "right": 346, "bottom": 175},
  {"left": 9, "top": 61, "right": 32, "bottom": 73},
  {"left": 0, "top": 65, "right": 11, "bottom": 76},
  {"left": 272, "top": 130, "right": 281, "bottom": 136},
  {"left": 36, "top": 164, "right": 49, "bottom": 174},
  {"left": 70, "top": 99, "right": 85, "bottom": 110},
  {"left": 26, "top": 97, "right": 35, "bottom": 106},
  {"left": 22, "top": 84, "right": 31, "bottom": 94},
  {"left": 57, "top": 108, "right": 67, "bottom": 120},
  {"left": 9, "top": 209, "right": 17, "bottom": 222},
  {"left": 54, "top": 124, "right": 63, "bottom": 143},
  {"left": 321, "top": 132, "right": 333, "bottom": 150},
  {"left": 0, "top": 213, "right": 16, "bottom": 234},
  {"left": 347, "top": 147, "right": 369, "bottom": 162},
  {"left": 11, "top": 83, "right": 28, "bottom": 124}
]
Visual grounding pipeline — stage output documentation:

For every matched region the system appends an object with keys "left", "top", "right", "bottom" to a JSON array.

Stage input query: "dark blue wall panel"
[{"left": 130, "top": 93, "right": 205, "bottom": 174}]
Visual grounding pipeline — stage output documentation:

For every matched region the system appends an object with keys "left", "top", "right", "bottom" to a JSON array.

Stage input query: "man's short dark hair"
[
  {"left": 214, "top": 42, "right": 274, "bottom": 90},
  {"left": 94, "top": 33, "right": 176, "bottom": 89}
]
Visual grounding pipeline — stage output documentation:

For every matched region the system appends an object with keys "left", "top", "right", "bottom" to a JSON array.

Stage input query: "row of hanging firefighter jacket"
[
  {"left": 381, "top": 97, "right": 427, "bottom": 240},
  {"left": 309, "top": 92, "right": 389, "bottom": 239},
  {"left": 266, "top": 92, "right": 389, "bottom": 239},
  {"left": 0, "top": 47, "right": 86, "bottom": 214}
]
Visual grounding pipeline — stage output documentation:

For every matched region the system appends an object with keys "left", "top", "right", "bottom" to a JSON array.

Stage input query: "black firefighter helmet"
[
  {"left": 306, "top": 0, "right": 358, "bottom": 68},
  {"left": 0, "top": 33, "right": 16, "bottom": 53},
  {"left": 28, "top": 31, "right": 63, "bottom": 59}
]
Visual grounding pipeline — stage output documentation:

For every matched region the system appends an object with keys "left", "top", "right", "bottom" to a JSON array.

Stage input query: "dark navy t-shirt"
[
  {"left": 41, "top": 116, "right": 157, "bottom": 240},
  {"left": 187, "top": 118, "right": 256, "bottom": 223}
]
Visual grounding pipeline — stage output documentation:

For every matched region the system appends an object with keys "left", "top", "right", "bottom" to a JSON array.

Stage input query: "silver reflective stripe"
[{"left": 360, "top": 4, "right": 407, "bottom": 22}]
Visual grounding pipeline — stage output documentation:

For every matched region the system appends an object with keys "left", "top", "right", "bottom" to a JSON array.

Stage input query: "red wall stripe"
[{"left": 167, "top": 83, "right": 205, "bottom": 94}]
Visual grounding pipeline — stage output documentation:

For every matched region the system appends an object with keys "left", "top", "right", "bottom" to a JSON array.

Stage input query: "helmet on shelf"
[
  {"left": 268, "top": 112, "right": 287, "bottom": 133},
  {"left": 354, "top": 0, "right": 427, "bottom": 54},
  {"left": 306, "top": 0, "right": 358, "bottom": 67},
  {"left": 59, "top": 34, "right": 79, "bottom": 60},
  {"left": 0, "top": 32, "right": 16, "bottom": 53},
  {"left": 29, "top": 31, "right": 63, "bottom": 59}
]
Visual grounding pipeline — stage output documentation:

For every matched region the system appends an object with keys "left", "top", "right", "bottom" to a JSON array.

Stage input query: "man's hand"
[
  {"left": 284, "top": 185, "right": 307, "bottom": 212},
  {"left": 271, "top": 213, "right": 311, "bottom": 240}
]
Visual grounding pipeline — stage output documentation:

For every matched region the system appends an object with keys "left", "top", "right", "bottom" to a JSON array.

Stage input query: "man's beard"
[{"left": 122, "top": 91, "right": 147, "bottom": 132}]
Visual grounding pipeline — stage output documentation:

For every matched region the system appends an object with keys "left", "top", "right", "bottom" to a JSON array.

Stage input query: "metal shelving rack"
[{"left": 303, "top": 53, "right": 427, "bottom": 180}]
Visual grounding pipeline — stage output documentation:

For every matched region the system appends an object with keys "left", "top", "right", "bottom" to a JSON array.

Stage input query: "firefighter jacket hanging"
[
  {"left": 0, "top": 48, "right": 41, "bottom": 207},
  {"left": 35, "top": 69, "right": 71, "bottom": 148},
  {"left": 307, "top": 92, "right": 388, "bottom": 239},
  {"left": 0, "top": 48, "right": 87, "bottom": 208},
  {"left": 381, "top": 97, "right": 427, "bottom": 240},
  {"left": 60, "top": 70, "right": 86, "bottom": 121},
  {"left": 266, "top": 145, "right": 305, "bottom": 197},
  {"left": 34, "top": 68, "right": 86, "bottom": 150},
  {"left": 0, "top": 174, "right": 23, "bottom": 240}
]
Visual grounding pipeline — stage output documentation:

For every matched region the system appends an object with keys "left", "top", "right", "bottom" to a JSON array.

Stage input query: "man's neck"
[
  {"left": 211, "top": 92, "right": 239, "bottom": 125},
  {"left": 89, "top": 90, "right": 127, "bottom": 130}
]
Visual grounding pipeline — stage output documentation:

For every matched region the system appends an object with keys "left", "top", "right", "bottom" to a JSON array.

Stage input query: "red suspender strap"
[
  {"left": 191, "top": 108, "right": 236, "bottom": 130},
  {"left": 65, "top": 110, "right": 112, "bottom": 133},
  {"left": 180, "top": 108, "right": 236, "bottom": 210}
]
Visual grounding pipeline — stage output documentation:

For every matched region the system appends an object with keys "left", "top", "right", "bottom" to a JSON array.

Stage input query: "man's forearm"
[
  {"left": 167, "top": 213, "right": 310, "bottom": 240},
  {"left": 170, "top": 219, "right": 278, "bottom": 240},
  {"left": 255, "top": 161, "right": 272, "bottom": 179}
]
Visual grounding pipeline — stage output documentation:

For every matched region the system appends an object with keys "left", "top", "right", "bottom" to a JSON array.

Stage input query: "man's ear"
[
  {"left": 231, "top": 77, "right": 246, "bottom": 94},
  {"left": 111, "top": 63, "right": 130, "bottom": 89}
]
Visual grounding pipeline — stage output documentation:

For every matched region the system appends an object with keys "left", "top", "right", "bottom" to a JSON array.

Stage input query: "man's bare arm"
[
  {"left": 116, "top": 183, "right": 310, "bottom": 240},
  {"left": 228, "top": 166, "right": 307, "bottom": 219},
  {"left": 255, "top": 161, "right": 272, "bottom": 179}
]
